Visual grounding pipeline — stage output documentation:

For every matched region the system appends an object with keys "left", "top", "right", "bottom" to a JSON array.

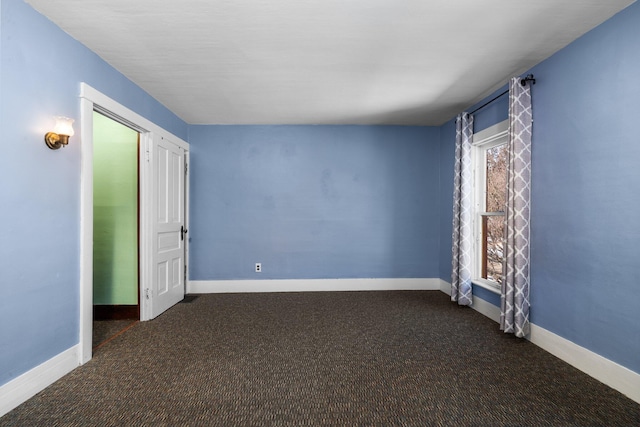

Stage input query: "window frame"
[{"left": 471, "top": 120, "right": 509, "bottom": 294}]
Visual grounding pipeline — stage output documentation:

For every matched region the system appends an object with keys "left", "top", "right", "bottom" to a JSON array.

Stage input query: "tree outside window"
[{"left": 482, "top": 144, "right": 507, "bottom": 284}]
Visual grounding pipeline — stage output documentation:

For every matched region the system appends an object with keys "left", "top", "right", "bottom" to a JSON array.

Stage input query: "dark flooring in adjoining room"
[
  {"left": 2, "top": 291, "right": 639, "bottom": 426},
  {"left": 93, "top": 319, "right": 138, "bottom": 350}
]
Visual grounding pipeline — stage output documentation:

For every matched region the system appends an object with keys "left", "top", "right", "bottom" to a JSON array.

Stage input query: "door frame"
[{"left": 79, "top": 83, "right": 189, "bottom": 364}]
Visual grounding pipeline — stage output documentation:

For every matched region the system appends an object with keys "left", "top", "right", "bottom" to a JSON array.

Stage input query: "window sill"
[{"left": 472, "top": 279, "right": 501, "bottom": 295}]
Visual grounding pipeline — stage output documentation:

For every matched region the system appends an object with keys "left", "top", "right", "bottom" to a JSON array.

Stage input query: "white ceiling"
[{"left": 26, "top": 0, "right": 634, "bottom": 125}]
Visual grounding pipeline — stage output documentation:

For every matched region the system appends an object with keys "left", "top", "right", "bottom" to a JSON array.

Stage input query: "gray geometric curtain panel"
[
  {"left": 500, "top": 77, "right": 533, "bottom": 337},
  {"left": 451, "top": 113, "right": 474, "bottom": 306}
]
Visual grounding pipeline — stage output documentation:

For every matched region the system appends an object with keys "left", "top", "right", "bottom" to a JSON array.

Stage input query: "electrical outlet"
[{"left": 255, "top": 263, "right": 261, "bottom": 273}]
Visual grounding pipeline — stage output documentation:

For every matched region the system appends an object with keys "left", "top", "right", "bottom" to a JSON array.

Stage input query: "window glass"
[
  {"left": 482, "top": 143, "right": 507, "bottom": 284},
  {"left": 482, "top": 215, "right": 505, "bottom": 284},
  {"left": 485, "top": 145, "right": 507, "bottom": 213},
  {"left": 472, "top": 122, "right": 509, "bottom": 291}
]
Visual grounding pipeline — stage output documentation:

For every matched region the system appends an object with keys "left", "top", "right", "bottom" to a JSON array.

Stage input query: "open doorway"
[
  {"left": 92, "top": 112, "right": 140, "bottom": 348},
  {"left": 79, "top": 83, "right": 190, "bottom": 364}
]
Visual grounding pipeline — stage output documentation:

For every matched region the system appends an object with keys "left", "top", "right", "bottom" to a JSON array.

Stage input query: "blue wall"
[
  {"left": 189, "top": 125, "right": 441, "bottom": 280},
  {"left": 472, "top": 87, "right": 509, "bottom": 134},
  {"left": 439, "top": 2, "right": 640, "bottom": 374},
  {"left": 0, "top": 0, "right": 187, "bottom": 386},
  {"left": 438, "top": 118, "right": 455, "bottom": 281},
  {"left": 527, "top": 2, "right": 640, "bottom": 373}
]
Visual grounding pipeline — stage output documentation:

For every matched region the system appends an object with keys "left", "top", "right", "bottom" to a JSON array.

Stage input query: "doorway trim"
[{"left": 79, "top": 83, "right": 189, "bottom": 364}]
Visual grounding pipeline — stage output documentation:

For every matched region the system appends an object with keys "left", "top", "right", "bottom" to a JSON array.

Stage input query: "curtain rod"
[{"left": 468, "top": 74, "right": 535, "bottom": 116}]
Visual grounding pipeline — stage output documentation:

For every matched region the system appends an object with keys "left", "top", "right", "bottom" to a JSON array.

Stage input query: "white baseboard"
[
  {"left": 438, "top": 280, "right": 501, "bottom": 323},
  {"left": 439, "top": 279, "right": 452, "bottom": 296},
  {"left": 188, "top": 278, "right": 442, "bottom": 294},
  {"left": 0, "top": 345, "right": 80, "bottom": 417},
  {"left": 471, "top": 295, "right": 501, "bottom": 323},
  {"left": 529, "top": 324, "right": 640, "bottom": 404}
]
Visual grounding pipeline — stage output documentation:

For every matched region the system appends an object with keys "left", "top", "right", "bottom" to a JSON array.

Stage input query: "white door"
[{"left": 150, "top": 135, "right": 185, "bottom": 318}]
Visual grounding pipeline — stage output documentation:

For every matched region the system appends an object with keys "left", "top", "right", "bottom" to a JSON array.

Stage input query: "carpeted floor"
[{"left": 2, "top": 291, "right": 639, "bottom": 426}]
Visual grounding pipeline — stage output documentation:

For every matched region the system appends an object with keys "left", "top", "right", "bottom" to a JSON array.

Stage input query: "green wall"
[{"left": 93, "top": 112, "right": 139, "bottom": 305}]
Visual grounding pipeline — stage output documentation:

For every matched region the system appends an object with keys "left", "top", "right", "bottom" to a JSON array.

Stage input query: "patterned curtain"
[
  {"left": 500, "top": 77, "right": 533, "bottom": 337},
  {"left": 451, "top": 113, "right": 474, "bottom": 306}
]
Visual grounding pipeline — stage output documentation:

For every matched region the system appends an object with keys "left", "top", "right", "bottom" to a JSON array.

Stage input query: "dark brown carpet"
[{"left": 2, "top": 291, "right": 639, "bottom": 426}]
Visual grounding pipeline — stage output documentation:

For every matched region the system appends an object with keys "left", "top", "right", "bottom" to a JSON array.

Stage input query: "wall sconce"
[{"left": 44, "top": 116, "right": 75, "bottom": 149}]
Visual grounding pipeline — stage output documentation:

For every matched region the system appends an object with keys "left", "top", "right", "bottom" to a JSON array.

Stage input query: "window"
[{"left": 472, "top": 120, "right": 508, "bottom": 293}]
